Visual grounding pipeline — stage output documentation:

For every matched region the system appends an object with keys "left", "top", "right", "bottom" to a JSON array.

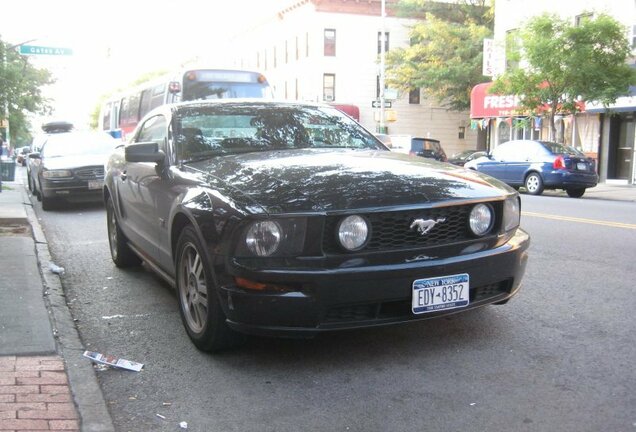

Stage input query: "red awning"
[{"left": 470, "top": 82, "right": 522, "bottom": 118}]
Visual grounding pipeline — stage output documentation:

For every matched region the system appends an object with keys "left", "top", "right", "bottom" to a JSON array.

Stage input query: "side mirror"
[
  {"left": 28, "top": 152, "right": 41, "bottom": 159},
  {"left": 125, "top": 142, "right": 165, "bottom": 164}
]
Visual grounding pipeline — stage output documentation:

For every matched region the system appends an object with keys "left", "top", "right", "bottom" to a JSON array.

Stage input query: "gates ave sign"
[{"left": 19, "top": 45, "right": 73, "bottom": 56}]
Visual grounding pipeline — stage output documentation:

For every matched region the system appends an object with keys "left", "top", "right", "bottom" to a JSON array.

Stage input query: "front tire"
[
  {"left": 106, "top": 196, "right": 141, "bottom": 267},
  {"left": 524, "top": 173, "right": 544, "bottom": 195},
  {"left": 175, "top": 226, "right": 240, "bottom": 352},
  {"left": 41, "top": 195, "right": 55, "bottom": 211},
  {"left": 566, "top": 188, "right": 586, "bottom": 198}
]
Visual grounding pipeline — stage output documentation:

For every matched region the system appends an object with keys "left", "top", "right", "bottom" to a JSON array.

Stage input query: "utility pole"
[{"left": 379, "top": 0, "right": 386, "bottom": 134}]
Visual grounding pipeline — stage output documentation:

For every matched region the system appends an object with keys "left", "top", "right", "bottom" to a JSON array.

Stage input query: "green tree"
[
  {"left": 386, "top": 0, "right": 493, "bottom": 111},
  {"left": 491, "top": 13, "right": 636, "bottom": 141},
  {"left": 0, "top": 38, "right": 54, "bottom": 146}
]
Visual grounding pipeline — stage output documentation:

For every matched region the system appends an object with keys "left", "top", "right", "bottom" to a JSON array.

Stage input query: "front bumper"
[
  {"left": 40, "top": 178, "right": 104, "bottom": 201},
  {"left": 218, "top": 228, "right": 530, "bottom": 337}
]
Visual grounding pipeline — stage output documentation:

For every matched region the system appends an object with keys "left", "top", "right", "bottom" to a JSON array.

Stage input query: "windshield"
[
  {"left": 182, "top": 82, "right": 273, "bottom": 100},
  {"left": 175, "top": 104, "right": 384, "bottom": 162},
  {"left": 41, "top": 132, "right": 118, "bottom": 158}
]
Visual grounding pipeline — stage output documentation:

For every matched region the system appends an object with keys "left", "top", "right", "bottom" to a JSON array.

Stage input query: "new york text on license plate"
[{"left": 412, "top": 273, "right": 469, "bottom": 314}]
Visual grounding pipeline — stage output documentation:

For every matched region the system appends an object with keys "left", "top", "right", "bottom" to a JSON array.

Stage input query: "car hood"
[
  {"left": 43, "top": 154, "right": 109, "bottom": 170},
  {"left": 190, "top": 149, "right": 512, "bottom": 214}
]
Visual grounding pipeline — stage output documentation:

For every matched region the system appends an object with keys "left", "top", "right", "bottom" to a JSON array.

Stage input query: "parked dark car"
[
  {"left": 465, "top": 140, "right": 598, "bottom": 197},
  {"left": 29, "top": 131, "right": 118, "bottom": 210},
  {"left": 105, "top": 100, "right": 529, "bottom": 352},
  {"left": 409, "top": 137, "right": 447, "bottom": 162},
  {"left": 448, "top": 150, "right": 488, "bottom": 166}
]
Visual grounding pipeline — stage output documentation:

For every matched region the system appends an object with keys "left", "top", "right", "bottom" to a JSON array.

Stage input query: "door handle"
[{"left": 120, "top": 171, "right": 127, "bottom": 181}]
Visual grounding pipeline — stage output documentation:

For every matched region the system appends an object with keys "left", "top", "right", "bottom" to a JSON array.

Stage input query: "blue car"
[{"left": 465, "top": 140, "right": 598, "bottom": 198}]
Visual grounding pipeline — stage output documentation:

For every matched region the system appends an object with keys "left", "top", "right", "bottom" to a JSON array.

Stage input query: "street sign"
[
  {"left": 372, "top": 100, "right": 392, "bottom": 108},
  {"left": 19, "top": 45, "right": 73, "bottom": 56}
]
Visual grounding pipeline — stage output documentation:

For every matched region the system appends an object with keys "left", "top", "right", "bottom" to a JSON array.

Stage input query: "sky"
[{"left": 2, "top": 0, "right": 283, "bottom": 129}]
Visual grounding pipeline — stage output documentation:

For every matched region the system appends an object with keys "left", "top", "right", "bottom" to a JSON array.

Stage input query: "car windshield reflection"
[{"left": 175, "top": 104, "right": 383, "bottom": 162}]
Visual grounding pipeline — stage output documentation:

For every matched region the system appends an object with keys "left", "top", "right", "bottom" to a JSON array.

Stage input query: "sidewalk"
[
  {"left": 0, "top": 166, "right": 114, "bottom": 432},
  {"left": 0, "top": 163, "right": 635, "bottom": 431}
]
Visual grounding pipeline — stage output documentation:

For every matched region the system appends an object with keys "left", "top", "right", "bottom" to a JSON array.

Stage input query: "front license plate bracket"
[{"left": 412, "top": 273, "right": 470, "bottom": 314}]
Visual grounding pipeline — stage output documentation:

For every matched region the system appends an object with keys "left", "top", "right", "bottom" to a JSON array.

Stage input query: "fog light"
[
  {"left": 469, "top": 204, "right": 493, "bottom": 236},
  {"left": 337, "top": 215, "right": 369, "bottom": 251}
]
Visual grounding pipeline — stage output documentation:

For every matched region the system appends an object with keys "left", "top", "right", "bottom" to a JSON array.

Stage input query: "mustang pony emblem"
[{"left": 410, "top": 217, "right": 446, "bottom": 235}]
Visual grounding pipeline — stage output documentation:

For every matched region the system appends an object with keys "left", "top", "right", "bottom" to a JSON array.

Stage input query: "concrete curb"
[{"left": 24, "top": 188, "right": 116, "bottom": 432}]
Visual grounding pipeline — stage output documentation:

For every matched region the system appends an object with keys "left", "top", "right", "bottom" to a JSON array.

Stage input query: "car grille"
[
  {"left": 74, "top": 166, "right": 104, "bottom": 180},
  {"left": 323, "top": 280, "right": 511, "bottom": 324},
  {"left": 322, "top": 204, "right": 493, "bottom": 254}
]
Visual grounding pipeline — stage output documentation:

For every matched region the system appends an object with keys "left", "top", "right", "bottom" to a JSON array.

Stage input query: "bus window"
[{"left": 181, "top": 70, "right": 273, "bottom": 101}]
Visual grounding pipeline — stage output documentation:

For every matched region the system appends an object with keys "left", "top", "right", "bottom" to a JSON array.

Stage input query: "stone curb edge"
[{"left": 24, "top": 188, "right": 116, "bottom": 432}]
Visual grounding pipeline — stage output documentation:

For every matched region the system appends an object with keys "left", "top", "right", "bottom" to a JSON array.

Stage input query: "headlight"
[
  {"left": 503, "top": 196, "right": 521, "bottom": 232},
  {"left": 337, "top": 215, "right": 369, "bottom": 251},
  {"left": 469, "top": 203, "right": 494, "bottom": 236},
  {"left": 42, "top": 169, "right": 72, "bottom": 178},
  {"left": 245, "top": 221, "right": 281, "bottom": 257}
]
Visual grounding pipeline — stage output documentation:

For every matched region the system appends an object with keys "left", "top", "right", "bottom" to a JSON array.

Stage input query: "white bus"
[{"left": 99, "top": 68, "right": 274, "bottom": 139}]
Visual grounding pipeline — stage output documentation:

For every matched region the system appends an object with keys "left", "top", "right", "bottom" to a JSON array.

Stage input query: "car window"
[
  {"left": 539, "top": 141, "right": 584, "bottom": 156},
  {"left": 491, "top": 142, "right": 519, "bottom": 160},
  {"left": 174, "top": 104, "right": 383, "bottom": 162},
  {"left": 136, "top": 115, "right": 168, "bottom": 153}
]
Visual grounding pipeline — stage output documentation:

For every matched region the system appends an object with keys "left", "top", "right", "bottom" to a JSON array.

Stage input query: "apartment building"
[{"left": 231, "top": 0, "right": 478, "bottom": 157}]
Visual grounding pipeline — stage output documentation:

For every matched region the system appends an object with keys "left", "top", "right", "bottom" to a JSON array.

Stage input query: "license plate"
[
  {"left": 88, "top": 180, "right": 104, "bottom": 190},
  {"left": 577, "top": 162, "right": 587, "bottom": 171},
  {"left": 412, "top": 273, "right": 469, "bottom": 314}
]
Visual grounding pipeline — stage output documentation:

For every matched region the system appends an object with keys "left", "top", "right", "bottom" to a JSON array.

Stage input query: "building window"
[
  {"left": 285, "top": 40, "right": 289, "bottom": 64},
  {"left": 458, "top": 126, "right": 466, "bottom": 140},
  {"left": 306, "top": 32, "right": 309, "bottom": 57},
  {"left": 324, "top": 29, "right": 336, "bottom": 56},
  {"left": 256, "top": 52, "right": 260, "bottom": 69},
  {"left": 285, "top": 81, "right": 288, "bottom": 99},
  {"left": 505, "top": 29, "right": 520, "bottom": 70},
  {"left": 274, "top": 46, "right": 277, "bottom": 68},
  {"left": 409, "top": 88, "right": 420, "bottom": 104},
  {"left": 295, "top": 36, "right": 299, "bottom": 60},
  {"left": 264, "top": 49, "right": 267, "bottom": 70},
  {"left": 295, "top": 78, "right": 299, "bottom": 100},
  {"left": 575, "top": 13, "right": 593, "bottom": 26},
  {"left": 323, "top": 73, "right": 335, "bottom": 101},
  {"left": 632, "top": 25, "right": 636, "bottom": 49},
  {"left": 377, "top": 31, "right": 389, "bottom": 54}
]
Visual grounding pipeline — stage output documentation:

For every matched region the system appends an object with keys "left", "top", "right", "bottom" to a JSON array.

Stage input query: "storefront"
[
  {"left": 469, "top": 82, "right": 544, "bottom": 151},
  {"left": 585, "top": 87, "right": 636, "bottom": 184},
  {"left": 470, "top": 82, "right": 609, "bottom": 181}
]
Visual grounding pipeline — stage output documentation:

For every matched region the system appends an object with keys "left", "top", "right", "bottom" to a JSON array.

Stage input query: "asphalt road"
[{"left": 33, "top": 191, "right": 636, "bottom": 432}]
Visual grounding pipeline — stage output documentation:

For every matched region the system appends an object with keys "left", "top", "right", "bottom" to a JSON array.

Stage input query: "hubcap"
[
  {"left": 527, "top": 176, "right": 539, "bottom": 192},
  {"left": 107, "top": 204, "right": 118, "bottom": 259},
  {"left": 179, "top": 243, "right": 209, "bottom": 333}
]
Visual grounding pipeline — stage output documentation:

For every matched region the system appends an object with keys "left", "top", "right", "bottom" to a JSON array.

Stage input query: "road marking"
[{"left": 522, "top": 211, "right": 636, "bottom": 230}]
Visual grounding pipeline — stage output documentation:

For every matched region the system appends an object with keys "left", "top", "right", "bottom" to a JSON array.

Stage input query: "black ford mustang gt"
[{"left": 104, "top": 100, "right": 529, "bottom": 352}]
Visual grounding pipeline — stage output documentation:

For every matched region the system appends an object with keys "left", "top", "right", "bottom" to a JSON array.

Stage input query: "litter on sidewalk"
[
  {"left": 83, "top": 351, "right": 144, "bottom": 372},
  {"left": 49, "top": 262, "right": 65, "bottom": 274}
]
